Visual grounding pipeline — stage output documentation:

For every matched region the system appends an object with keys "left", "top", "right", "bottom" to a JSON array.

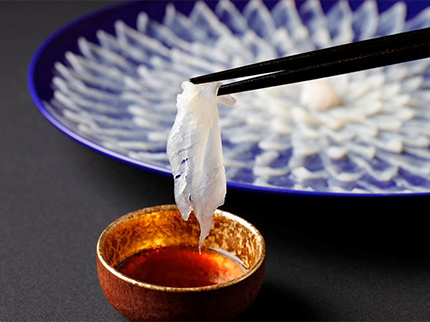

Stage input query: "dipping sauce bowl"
[{"left": 96, "top": 205, "right": 266, "bottom": 321}]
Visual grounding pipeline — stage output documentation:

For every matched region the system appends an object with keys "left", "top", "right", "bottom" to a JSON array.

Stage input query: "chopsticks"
[{"left": 190, "top": 27, "right": 430, "bottom": 96}]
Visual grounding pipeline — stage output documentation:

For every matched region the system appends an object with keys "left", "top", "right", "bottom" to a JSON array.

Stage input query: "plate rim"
[{"left": 27, "top": 0, "right": 430, "bottom": 198}]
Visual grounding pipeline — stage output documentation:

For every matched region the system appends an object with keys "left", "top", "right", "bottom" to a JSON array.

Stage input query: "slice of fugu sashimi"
[{"left": 167, "top": 81, "right": 236, "bottom": 247}]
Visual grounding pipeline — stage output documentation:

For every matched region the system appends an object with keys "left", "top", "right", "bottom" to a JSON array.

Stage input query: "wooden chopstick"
[{"left": 189, "top": 28, "right": 430, "bottom": 96}]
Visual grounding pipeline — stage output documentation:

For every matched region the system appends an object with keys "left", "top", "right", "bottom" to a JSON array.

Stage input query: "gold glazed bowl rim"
[{"left": 96, "top": 204, "right": 266, "bottom": 293}]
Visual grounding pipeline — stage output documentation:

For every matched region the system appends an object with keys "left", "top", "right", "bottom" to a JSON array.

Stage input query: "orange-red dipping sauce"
[{"left": 116, "top": 245, "right": 247, "bottom": 288}]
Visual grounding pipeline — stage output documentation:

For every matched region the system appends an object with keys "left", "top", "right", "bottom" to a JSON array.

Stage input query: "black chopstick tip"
[{"left": 189, "top": 77, "right": 198, "bottom": 84}]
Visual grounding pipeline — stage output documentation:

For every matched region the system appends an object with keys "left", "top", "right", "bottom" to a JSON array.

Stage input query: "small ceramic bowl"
[{"left": 96, "top": 205, "right": 266, "bottom": 321}]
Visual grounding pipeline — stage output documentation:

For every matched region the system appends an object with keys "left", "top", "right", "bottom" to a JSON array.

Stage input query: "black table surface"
[{"left": 2, "top": 1, "right": 430, "bottom": 321}]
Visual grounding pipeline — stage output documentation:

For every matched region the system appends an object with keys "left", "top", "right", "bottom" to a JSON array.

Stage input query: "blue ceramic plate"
[{"left": 29, "top": 0, "right": 430, "bottom": 196}]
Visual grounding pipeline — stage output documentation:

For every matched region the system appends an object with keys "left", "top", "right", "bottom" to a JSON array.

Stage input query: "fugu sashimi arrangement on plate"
[{"left": 29, "top": 0, "right": 430, "bottom": 196}]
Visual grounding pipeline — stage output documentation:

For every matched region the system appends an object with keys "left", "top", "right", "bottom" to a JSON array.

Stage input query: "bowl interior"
[{"left": 98, "top": 205, "right": 265, "bottom": 274}]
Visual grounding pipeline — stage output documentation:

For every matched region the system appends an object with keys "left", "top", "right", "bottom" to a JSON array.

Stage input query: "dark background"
[{"left": 2, "top": 1, "right": 430, "bottom": 321}]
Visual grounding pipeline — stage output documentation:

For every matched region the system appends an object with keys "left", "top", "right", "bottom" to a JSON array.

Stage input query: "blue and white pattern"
[{"left": 45, "top": 0, "right": 430, "bottom": 193}]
